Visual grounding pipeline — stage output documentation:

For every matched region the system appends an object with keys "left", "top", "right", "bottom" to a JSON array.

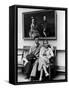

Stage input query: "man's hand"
[{"left": 22, "top": 58, "right": 28, "bottom": 66}]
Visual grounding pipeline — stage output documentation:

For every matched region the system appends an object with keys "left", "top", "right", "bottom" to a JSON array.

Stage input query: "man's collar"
[{"left": 35, "top": 43, "right": 40, "bottom": 47}]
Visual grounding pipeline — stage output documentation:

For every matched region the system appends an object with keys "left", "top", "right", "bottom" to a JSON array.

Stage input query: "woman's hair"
[
  {"left": 43, "top": 40, "right": 48, "bottom": 44},
  {"left": 43, "top": 40, "right": 51, "bottom": 48}
]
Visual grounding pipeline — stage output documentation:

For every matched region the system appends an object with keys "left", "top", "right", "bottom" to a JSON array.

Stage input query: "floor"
[
  {"left": 53, "top": 74, "right": 65, "bottom": 80},
  {"left": 17, "top": 70, "right": 65, "bottom": 82}
]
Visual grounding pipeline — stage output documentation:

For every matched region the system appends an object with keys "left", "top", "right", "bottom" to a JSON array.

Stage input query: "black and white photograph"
[
  {"left": 9, "top": 5, "right": 67, "bottom": 85},
  {"left": 17, "top": 6, "right": 67, "bottom": 83}
]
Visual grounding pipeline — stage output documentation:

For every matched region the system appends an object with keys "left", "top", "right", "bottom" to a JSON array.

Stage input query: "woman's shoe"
[
  {"left": 39, "top": 77, "right": 42, "bottom": 81},
  {"left": 45, "top": 73, "right": 49, "bottom": 77}
]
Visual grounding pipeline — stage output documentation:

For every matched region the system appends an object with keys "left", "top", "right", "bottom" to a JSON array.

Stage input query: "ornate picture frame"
[{"left": 23, "top": 10, "right": 57, "bottom": 40}]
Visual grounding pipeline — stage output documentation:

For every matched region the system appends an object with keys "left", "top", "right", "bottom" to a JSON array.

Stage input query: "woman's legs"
[
  {"left": 43, "top": 65, "right": 49, "bottom": 77},
  {"left": 39, "top": 68, "right": 43, "bottom": 81}
]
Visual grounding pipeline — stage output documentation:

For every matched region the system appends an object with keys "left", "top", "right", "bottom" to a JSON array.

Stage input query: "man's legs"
[
  {"left": 30, "top": 60, "right": 38, "bottom": 78},
  {"left": 24, "top": 61, "right": 32, "bottom": 78}
]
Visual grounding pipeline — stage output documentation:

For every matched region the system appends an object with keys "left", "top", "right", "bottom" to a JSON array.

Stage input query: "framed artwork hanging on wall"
[{"left": 23, "top": 10, "right": 57, "bottom": 40}]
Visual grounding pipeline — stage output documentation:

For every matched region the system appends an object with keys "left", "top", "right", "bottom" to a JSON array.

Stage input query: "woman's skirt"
[{"left": 38, "top": 57, "right": 49, "bottom": 71}]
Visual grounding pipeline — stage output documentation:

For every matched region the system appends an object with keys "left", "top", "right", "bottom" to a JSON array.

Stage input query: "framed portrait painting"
[{"left": 23, "top": 10, "right": 57, "bottom": 40}]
